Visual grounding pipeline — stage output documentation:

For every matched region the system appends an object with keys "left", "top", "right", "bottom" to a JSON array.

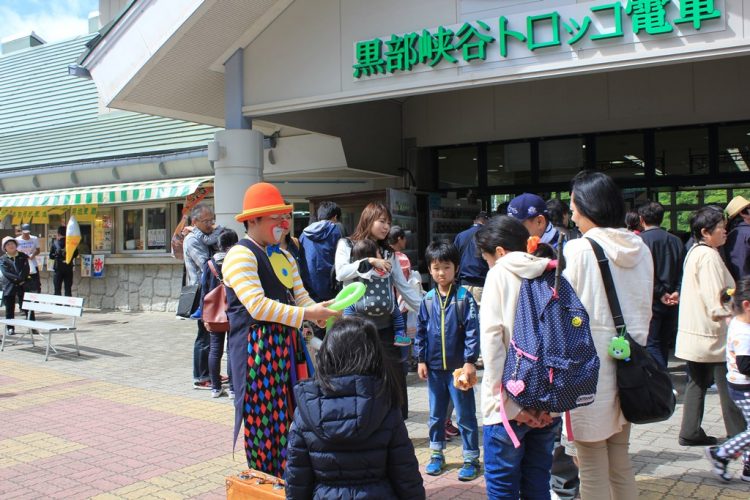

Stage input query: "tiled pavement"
[{"left": 0, "top": 310, "right": 749, "bottom": 499}]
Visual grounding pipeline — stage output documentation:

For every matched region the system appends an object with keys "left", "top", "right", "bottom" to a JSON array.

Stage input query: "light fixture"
[
  {"left": 438, "top": 156, "right": 447, "bottom": 160},
  {"left": 70, "top": 172, "right": 79, "bottom": 185},
  {"left": 727, "top": 148, "right": 749, "bottom": 172},
  {"left": 32, "top": 175, "right": 40, "bottom": 188},
  {"left": 158, "top": 161, "right": 168, "bottom": 176},
  {"left": 111, "top": 167, "right": 120, "bottom": 180},
  {"left": 268, "top": 149, "right": 276, "bottom": 165}
]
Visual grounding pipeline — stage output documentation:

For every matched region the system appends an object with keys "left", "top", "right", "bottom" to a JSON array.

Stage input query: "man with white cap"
[
  {"left": 724, "top": 195, "right": 750, "bottom": 280},
  {"left": 15, "top": 224, "right": 40, "bottom": 320}
]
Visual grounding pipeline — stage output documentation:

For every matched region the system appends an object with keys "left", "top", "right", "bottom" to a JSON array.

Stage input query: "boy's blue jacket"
[{"left": 415, "top": 285, "right": 480, "bottom": 371}]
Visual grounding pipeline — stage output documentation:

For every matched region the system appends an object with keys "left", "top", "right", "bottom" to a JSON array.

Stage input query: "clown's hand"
[{"left": 303, "top": 300, "right": 340, "bottom": 322}]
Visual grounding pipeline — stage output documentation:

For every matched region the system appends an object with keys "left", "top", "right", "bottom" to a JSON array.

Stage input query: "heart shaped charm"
[{"left": 506, "top": 379, "right": 526, "bottom": 397}]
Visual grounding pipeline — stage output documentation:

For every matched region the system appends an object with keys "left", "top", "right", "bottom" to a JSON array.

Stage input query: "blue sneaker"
[
  {"left": 458, "top": 459, "right": 481, "bottom": 481},
  {"left": 425, "top": 452, "right": 445, "bottom": 476}
]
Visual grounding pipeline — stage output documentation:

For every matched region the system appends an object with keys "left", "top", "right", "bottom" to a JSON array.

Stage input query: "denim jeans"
[
  {"left": 193, "top": 320, "right": 210, "bottom": 382},
  {"left": 484, "top": 420, "right": 557, "bottom": 499},
  {"left": 427, "top": 369, "right": 479, "bottom": 460},
  {"left": 209, "top": 332, "right": 231, "bottom": 391}
]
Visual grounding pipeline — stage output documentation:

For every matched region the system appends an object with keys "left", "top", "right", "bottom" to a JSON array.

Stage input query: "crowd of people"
[
  {"left": 174, "top": 175, "right": 750, "bottom": 498},
  {"left": 1, "top": 170, "right": 748, "bottom": 497},
  {"left": 1, "top": 223, "right": 79, "bottom": 335}
]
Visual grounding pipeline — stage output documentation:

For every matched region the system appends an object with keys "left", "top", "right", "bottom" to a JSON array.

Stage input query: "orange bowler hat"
[{"left": 235, "top": 182, "right": 293, "bottom": 222}]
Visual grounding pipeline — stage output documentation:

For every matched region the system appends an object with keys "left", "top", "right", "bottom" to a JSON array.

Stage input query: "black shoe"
[
  {"left": 679, "top": 435, "right": 718, "bottom": 446},
  {"left": 5, "top": 327, "right": 14, "bottom": 336}
]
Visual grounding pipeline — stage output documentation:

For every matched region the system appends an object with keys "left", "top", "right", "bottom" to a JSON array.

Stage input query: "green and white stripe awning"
[{"left": 0, "top": 176, "right": 213, "bottom": 207}]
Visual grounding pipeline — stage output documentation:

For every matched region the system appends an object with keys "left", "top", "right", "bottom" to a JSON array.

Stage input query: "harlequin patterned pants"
[
  {"left": 718, "top": 387, "right": 750, "bottom": 467},
  {"left": 243, "top": 323, "right": 294, "bottom": 478}
]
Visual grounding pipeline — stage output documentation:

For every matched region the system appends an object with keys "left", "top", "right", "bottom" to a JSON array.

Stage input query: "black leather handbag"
[
  {"left": 176, "top": 284, "right": 201, "bottom": 318},
  {"left": 589, "top": 238, "right": 676, "bottom": 424}
]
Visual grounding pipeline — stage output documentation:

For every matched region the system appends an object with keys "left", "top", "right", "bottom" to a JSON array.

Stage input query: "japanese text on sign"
[{"left": 353, "top": 0, "right": 723, "bottom": 79}]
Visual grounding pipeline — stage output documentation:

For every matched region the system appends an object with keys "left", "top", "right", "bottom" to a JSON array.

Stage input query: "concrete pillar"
[
  {"left": 212, "top": 129, "right": 263, "bottom": 235},
  {"left": 213, "top": 48, "right": 259, "bottom": 235}
]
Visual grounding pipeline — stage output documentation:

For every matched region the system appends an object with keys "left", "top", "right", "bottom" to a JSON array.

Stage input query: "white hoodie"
[
  {"left": 480, "top": 251, "right": 550, "bottom": 426},
  {"left": 563, "top": 227, "right": 653, "bottom": 442}
]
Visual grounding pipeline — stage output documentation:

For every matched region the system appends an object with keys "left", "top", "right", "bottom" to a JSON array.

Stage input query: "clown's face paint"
[{"left": 270, "top": 218, "right": 289, "bottom": 243}]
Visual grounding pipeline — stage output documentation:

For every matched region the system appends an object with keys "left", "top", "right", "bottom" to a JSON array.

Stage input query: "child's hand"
[{"left": 417, "top": 363, "right": 428, "bottom": 380}]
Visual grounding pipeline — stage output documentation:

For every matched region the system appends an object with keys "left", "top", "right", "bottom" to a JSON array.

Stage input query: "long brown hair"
[{"left": 350, "top": 202, "right": 392, "bottom": 243}]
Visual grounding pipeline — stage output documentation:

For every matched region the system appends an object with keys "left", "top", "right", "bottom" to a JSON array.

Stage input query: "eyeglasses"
[
  {"left": 266, "top": 214, "right": 292, "bottom": 222},
  {"left": 196, "top": 217, "right": 215, "bottom": 224}
]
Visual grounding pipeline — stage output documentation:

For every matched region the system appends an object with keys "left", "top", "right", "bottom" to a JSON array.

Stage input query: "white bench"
[{"left": 0, "top": 292, "right": 84, "bottom": 361}]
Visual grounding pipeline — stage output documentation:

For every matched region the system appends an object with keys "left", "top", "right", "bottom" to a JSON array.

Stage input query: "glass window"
[
  {"left": 654, "top": 127, "right": 709, "bottom": 176},
  {"left": 674, "top": 190, "right": 699, "bottom": 206},
  {"left": 719, "top": 123, "right": 750, "bottom": 174},
  {"left": 438, "top": 146, "right": 478, "bottom": 189},
  {"left": 596, "top": 133, "right": 645, "bottom": 178},
  {"left": 539, "top": 137, "right": 585, "bottom": 182},
  {"left": 120, "top": 205, "right": 168, "bottom": 253},
  {"left": 487, "top": 142, "right": 531, "bottom": 186},
  {"left": 704, "top": 189, "right": 727, "bottom": 205},
  {"left": 657, "top": 192, "right": 672, "bottom": 205}
]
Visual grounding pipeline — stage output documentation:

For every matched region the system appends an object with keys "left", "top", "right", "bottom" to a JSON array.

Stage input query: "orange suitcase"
[{"left": 226, "top": 469, "right": 286, "bottom": 499}]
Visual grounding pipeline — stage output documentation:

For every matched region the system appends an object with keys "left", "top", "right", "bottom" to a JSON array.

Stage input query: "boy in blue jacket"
[{"left": 415, "top": 241, "right": 481, "bottom": 481}]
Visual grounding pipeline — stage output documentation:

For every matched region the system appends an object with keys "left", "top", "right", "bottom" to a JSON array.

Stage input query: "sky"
[{"left": 0, "top": 0, "right": 98, "bottom": 44}]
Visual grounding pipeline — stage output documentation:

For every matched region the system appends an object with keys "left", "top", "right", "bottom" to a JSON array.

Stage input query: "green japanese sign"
[{"left": 353, "top": 0, "right": 723, "bottom": 79}]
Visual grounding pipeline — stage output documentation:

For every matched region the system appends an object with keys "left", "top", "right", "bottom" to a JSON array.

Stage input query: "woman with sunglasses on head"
[
  {"left": 335, "top": 202, "right": 422, "bottom": 420},
  {"left": 723, "top": 196, "right": 750, "bottom": 281}
]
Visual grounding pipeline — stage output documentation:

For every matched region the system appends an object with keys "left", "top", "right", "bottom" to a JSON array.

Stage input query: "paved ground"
[{"left": 0, "top": 310, "right": 749, "bottom": 499}]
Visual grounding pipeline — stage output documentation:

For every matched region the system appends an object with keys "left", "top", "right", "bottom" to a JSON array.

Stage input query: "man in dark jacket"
[
  {"left": 724, "top": 195, "right": 750, "bottom": 280},
  {"left": 299, "top": 201, "right": 343, "bottom": 303},
  {"left": 453, "top": 211, "right": 489, "bottom": 306},
  {"left": 639, "top": 201, "right": 686, "bottom": 368},
  {"left": 48, "top": 226, "right": 78, "bottom": 297},
  {"left": 1, "top": 236, "right": 30, "bottom": 335}
]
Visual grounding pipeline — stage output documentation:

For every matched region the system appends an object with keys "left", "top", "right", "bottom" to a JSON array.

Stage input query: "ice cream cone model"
[{"left": 65, "top": 215, "right": 82, "bottom": 264}]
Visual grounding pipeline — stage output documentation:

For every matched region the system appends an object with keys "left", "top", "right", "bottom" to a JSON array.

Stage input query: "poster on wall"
[
  {"left": 80, "top": 255, "right": 93, "bottom": 277},
  {"left": 92, "top": 255, "right": 105, "bottom": 278}
]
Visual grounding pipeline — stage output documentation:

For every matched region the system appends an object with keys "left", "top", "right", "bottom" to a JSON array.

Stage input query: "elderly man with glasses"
[{"left": 183, "top": 203, "right": 224, "bottom": 389}]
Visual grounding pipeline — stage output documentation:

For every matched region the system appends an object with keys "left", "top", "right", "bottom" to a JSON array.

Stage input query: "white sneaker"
[
  {"left": 228, "top": 389, "right": 235, "bottom": 399},
  {"left": 211, "top": 388, "right": 226, "bottom": 398}
]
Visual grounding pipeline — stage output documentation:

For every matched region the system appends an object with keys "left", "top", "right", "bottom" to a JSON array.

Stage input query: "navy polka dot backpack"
[{"left": 499, "top": 261, "right": 600, "bottom": 447}]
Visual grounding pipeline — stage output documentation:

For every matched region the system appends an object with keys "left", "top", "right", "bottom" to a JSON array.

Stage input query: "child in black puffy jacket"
[{"left": 285, "top": 316, "right": 425, "bottom": 500}]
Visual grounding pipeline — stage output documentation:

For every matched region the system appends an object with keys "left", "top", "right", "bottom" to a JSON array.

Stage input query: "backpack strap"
[
  {"left": 423, "top": 289, "right": 436, "bottom": 320},
  {"left": 455, "top": 286, "right": 467, "bottom": 330},
  {"left": 207, "top": 259, "right": 222, "bottom": 283}
]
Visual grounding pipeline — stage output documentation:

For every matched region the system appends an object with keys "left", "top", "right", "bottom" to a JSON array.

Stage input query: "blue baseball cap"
[{"left": 507, "top": 193, "right": 549, "bottom": 221}]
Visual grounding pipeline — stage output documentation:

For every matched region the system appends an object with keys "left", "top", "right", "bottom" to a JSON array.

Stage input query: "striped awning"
[{"left": 0, "top": 176, "right": 213, "bottom": 207}]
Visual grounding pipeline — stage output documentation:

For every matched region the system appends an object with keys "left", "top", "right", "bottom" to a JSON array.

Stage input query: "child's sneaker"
[
  {"left": 211, "top": 388, "right": 226, "bottom": 398},
  {"left": 705, "top": 446, "right": 731, "bottom": 482},
  {"left": 742, "top": 464, "right": 750, "bottom": 483},
  {"left": 228, "top": 388, "right": 235, "bottom": 399},
  {"left": 425, "top": 452, "right": 445, "bottom": 476},
  {"left": 458, "top": 459, "right": 481, "bottom": 481},
  {"left": 445, "top": 419, "right": 460, "bottom": 438},
  {"left": 393, "top": 334, "right": 411, "bottom": 347}
]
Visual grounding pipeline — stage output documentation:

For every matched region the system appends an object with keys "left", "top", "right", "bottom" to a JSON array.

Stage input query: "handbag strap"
[
  {"left": 207, "top": 259, "right": 222, "bottom": 283},
  {"left": 587, "top": 238, "right": 627, "bottom": 335}
]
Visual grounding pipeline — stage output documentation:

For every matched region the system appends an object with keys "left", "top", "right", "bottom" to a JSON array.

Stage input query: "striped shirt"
[{"left": 223, "top": 237, "right": 315, "bottom": 329}]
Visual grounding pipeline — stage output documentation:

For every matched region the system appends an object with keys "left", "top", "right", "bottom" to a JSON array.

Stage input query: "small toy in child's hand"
[
  {"left": 608, "top": 335, "right": 631, "bottom": 361},
  {"left": 453, "top": 368, "right": 477, "bottom": 391}
]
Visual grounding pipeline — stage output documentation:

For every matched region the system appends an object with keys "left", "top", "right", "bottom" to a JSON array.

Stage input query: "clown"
[{"left": 222, "top": 182, "right": 338, "bottom": 478}]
